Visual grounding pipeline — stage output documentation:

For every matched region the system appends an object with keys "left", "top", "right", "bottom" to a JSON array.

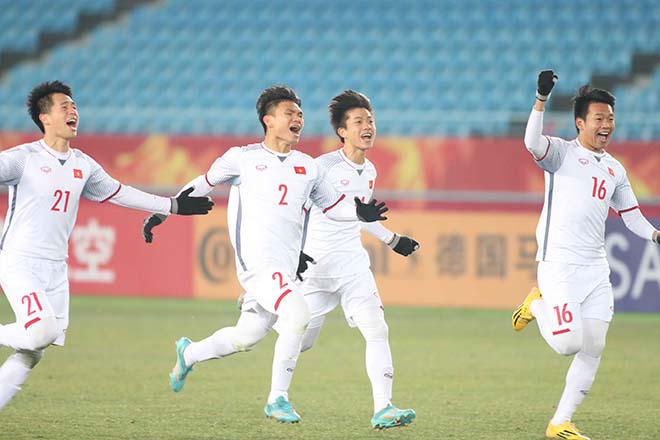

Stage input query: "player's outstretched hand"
[
  {"left": 389, "top": 235, "right": 420, "bottom": 256},
  {"left": 142, "top": 214, "right": 165, "bottom": 243},
  {"left": 296, "top": 252, "right": 315, "bottom": 281},
  {"left": 355, "top": 197, "right": 388, "bottom": 222},
  {"left": 536, "top": 70, "right": 558, "bottom": 101},
  {"left": 171, "top": 187, "right": 214, "bottom": 215}
]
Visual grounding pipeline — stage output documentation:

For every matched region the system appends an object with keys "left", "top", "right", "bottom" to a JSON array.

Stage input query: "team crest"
[
  {"left": 255, "top": 164, "right": 267, "bottom": 171},
  {"left": 578, "top": 158, "right": 589, "bottom": 166},
  {"left": 40, "top": 166, "right": 52, "bottom": 174},
  {"left": 608, "top": 167, "right": 615, "bottom": 177},
  {"left": 340, "top": 179, "right": 350, "bottom": 186},
  {"left": 73, "top": 169, "right": 83, "bottom": 179}
]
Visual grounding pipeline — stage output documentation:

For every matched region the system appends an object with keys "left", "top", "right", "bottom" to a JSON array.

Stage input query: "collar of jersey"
[
  {"left": 574, "top": 138, "right": 606, "bottom": 159},
  {"left": 260, "top": 142, "right": 291, "bottom": 159},
  {"left": 338, "top": 148, "right": 365, "bottom": 171},
  {"left": 39, "top": 139, "right": 72, "bottom": 161}
]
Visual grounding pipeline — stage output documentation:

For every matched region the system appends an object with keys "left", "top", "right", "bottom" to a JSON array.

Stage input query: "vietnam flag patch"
[
  {"left": 73, "top": 169, "right": 83, "bottom": 179},
  {"left": 608, "top": 167, "right": 615, "bottom": 177},
  {"left": 294, "top": 166, "right": 306, "bottom": 175},
  {"left": 369, "top": 180, "right": 374, "bottom": 189}
]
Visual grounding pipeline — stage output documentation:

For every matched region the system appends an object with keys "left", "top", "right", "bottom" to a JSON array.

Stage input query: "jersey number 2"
[
  {"left": 278, "top": 184, "right": 288, "bottom": 205},
  {"left": 591, "top": 177, "right": 606, "bottom": 200},
  {"left": 22, "top": 292, "right": 43, "bottom": 316},
  {"left": 51, "top": 189, "right": 71, "bottom": 212}
]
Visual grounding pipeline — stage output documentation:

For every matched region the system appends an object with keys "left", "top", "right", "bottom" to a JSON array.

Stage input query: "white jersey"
[
  {"left": 206, "top": 143, "right": 348, "bottom": 279},
  {"left": 302, "top": 149, "right": 377, "bottom": 278},
  {"left": 534, "top": 137, "right": 638, "bottom": 265},
  {"left": 0, "top": 140, "right": 125, "bottom": 261}
]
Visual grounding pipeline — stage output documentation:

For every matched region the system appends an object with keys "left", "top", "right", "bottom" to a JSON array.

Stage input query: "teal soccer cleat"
[
  {"left": 264, "top": 396, "right": 301, "bottom": 423},
  {"left": 371, "top": 404, "right": 416, "bottom": 429},
  {"left": 169, "top": 337, "right": 193, "bottom": 392}
]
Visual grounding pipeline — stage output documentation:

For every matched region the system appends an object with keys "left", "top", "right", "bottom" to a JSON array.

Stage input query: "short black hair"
[
  {"left": 255, "top": 85, "right": 301, "bottom": 133},
  {"left": 26, "top": 80, "right": 73, "bottom": 133},
  {"left": 328, "top": 90, "right": 373, "bottom": 142},
  {"left": 573, "top": 84, "right": 615, "bottom": 133}
]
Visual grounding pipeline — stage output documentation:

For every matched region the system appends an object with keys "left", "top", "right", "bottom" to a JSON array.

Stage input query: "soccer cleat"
[
  {"left": 546, "top": 421, "right": 591, "bottom": 439},
  {"left": 169, "top": 337, "right": 193, "bottom": 392},
  {"left": 371, "top": 404, "right": 416, "bottom": 430},
  {"left": 512, "top": 287, "right": 542, "bottom": 331},
  {"left": 264, "top": 396, "right": 301, "bottom": 423}
]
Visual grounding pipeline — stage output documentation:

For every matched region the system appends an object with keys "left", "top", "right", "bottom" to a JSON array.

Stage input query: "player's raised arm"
[
  {"left": 524, "top": 70, "right": 568, "bottom": 173},
  {"left": 361, "top": 222, "right": 420, "bottom": 256}
]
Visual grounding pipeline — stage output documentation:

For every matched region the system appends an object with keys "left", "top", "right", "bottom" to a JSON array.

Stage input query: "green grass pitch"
[{"left": 1, "top": 296, "right": 659, "bottom": 439}]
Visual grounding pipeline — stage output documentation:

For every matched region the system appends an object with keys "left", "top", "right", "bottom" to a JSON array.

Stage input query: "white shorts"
[
  {"left": 537, "top": 261, "right": 613, "bottom": 323},
  {"left": 298, "top": 270, "right": 382, "bottom": 328},
  {"left": 238, "top": 268, "right": 301, "bottom": 315},
  {"left": 0, "top": 251, "right": 69, "bottom": 345}
]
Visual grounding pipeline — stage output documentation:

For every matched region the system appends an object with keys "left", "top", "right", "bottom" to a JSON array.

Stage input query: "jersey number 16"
[{"left": 591, "top": 177, "right": 606, "bottom": 200}]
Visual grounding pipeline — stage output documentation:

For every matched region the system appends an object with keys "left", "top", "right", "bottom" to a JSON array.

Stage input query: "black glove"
[
  {"left": 388, "top": 234, "right": 420, "bottom": 256},
  {"left": 142, "top": 214, "right": 165, "bottom": 243},
  {"left": 355, "top": 197, "right": 388, "bottom": 222},
  {"left": 654, "top": 231, "right": 660, "bottom": 245},
  {"left": 536, "top": 70, "right": 558, "bottom": 101},
  {"left": 296, "top": 252, "right": 315, "bottom": 281},
  {"left": 171, "top": 187, "right": 214, "bottom": 215}
]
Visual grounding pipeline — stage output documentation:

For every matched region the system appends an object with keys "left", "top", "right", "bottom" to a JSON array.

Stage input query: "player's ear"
[
  {"left": 263, "top": 113, "right": 274, "bottom": 130},
  {"left": 39, "top": 112, "right": 50, "bottom": 128},
  {"left": 575, "top": 117, "right": 586, "bottom": 132},
  {"left": 337, "top": 126, "right": 347, "bottom": 139}
]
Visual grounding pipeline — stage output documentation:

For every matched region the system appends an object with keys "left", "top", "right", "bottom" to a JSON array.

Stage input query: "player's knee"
[
  {"left": 581, "top": 334, "right": 606, "bottom": 358},
  {"left": 553, "top": 335, "right": 582, "bottom": 356},
  {"left": 232, "top": 327, "right": 267, "bottom": 352},
  {"left": 276, "top": 294, "right": 311, "bottom": 334},
  {"left": 354, "top": 308, "right": 389, "bottom": 342},
  {"left": 24, "top": 317, "right": 60, "bottom": 350}
]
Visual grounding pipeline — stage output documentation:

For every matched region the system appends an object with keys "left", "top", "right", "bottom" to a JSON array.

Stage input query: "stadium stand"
[{"left": 0, "top": 0, "right": 658, "bottom": 138}]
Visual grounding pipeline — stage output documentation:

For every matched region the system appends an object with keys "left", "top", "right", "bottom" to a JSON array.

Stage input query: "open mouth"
[
  {"left": 289, "top": 125, "right": 301, "bottom": 135},
  {"left": 66, "top": 118, "right": 78, "bottom": 130},
  {"left": 360, "top": 132, "right": 373, "bottom": 141},
  {"left": 596, "top": 131, "right": 609, "bottom": 142}
]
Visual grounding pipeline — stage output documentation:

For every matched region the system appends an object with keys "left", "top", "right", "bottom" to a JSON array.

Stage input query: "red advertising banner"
[
  {"left": 2, "top": 132, "right": 658, "bottom": 196},
  {"left": 0, "top": 198, "right": 195, "bottom": 298}
]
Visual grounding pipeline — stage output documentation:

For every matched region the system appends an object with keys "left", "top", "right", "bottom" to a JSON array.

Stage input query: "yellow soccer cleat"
[
  {"left": 512, "top": 287, "right": 542, "bottom": 331},
  {"left": 546, "top": 421, "right": 591, "bottom": 439}
]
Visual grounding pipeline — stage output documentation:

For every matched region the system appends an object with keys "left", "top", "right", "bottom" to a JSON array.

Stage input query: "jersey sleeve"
[
  {"left": 533, "top": 136, "right": 569, "bottom": 173},
  {"left": 81, "top": 155, "right": 122, "bottom": 202},
  {"left": 205, "top": 147, "right": 242, "bottom": 186},
  {"left": 524, "top": 108, "right": 568, "bottom": 173},
  {"left": 0, "top": 147, "right": 28, "bottom": 186},
  {"left": 610, "top": 169, "right": 639, "bottom": 214}
]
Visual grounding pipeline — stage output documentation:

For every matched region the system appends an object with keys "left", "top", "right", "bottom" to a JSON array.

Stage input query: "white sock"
[
  {"left": 551, "top": 351, "right": 600, "bottom": 425},
  {"left": 0, "top": 350, "right": 43, "bottom": 410},
  {"left": 366, "top": 339, "right": 393, "bottom": 413},
  {"left": 184, "top": 327, "right": 237, "bottom": 366},
  {"left": 268, "top": 331, "right": 303, "bottom": 404}
]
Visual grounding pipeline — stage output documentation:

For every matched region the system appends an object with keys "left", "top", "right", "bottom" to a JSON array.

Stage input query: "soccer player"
[
  {"left": 276, "top": 90, "right": 419, "bottom": 429},
  {"left": 0, "top": 81, "right": 213, "bottom": 410},
  {"left": 512, "top": 71, "right": 660, "bottom": 439},
  {"left": 142, "top": 86, "right": 389, "bottom": 419}
]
